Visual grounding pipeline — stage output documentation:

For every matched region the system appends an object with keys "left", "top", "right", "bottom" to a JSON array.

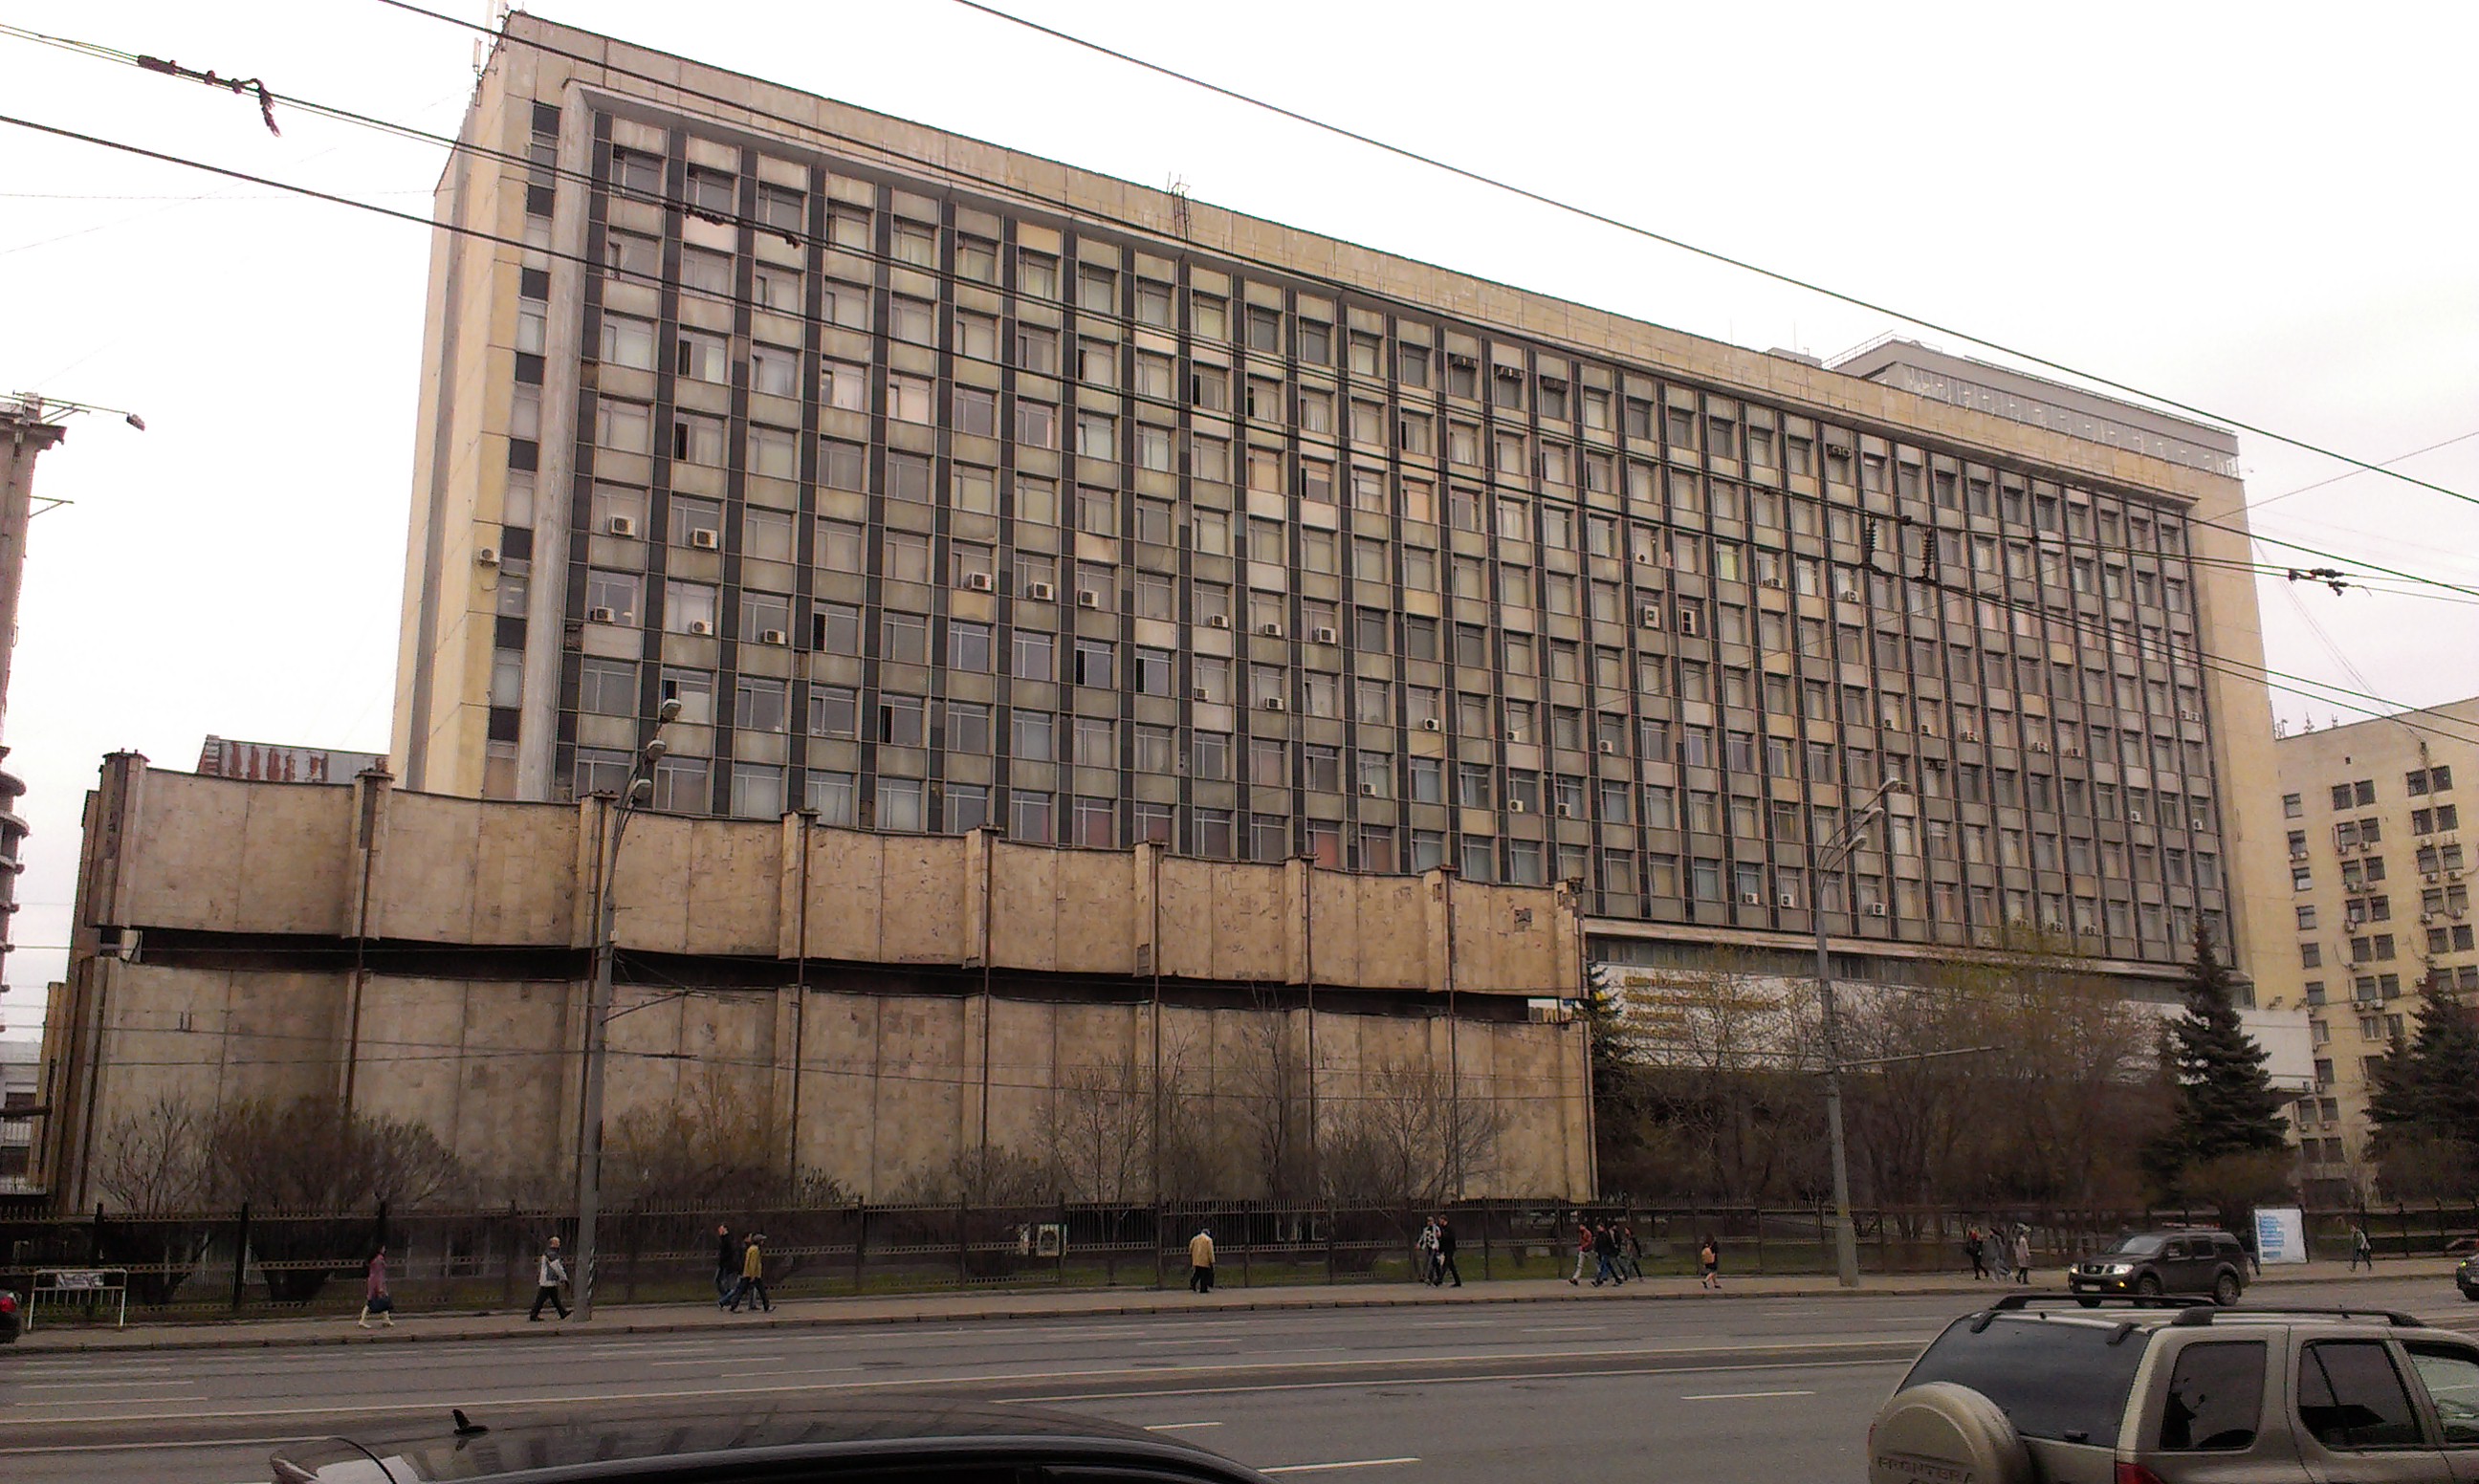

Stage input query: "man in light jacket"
[
  {"left": 1188, "top": 1227, "right": 1216, "bottom": 1294},
  {"left": 528, "top": 1236, "right": 570, "bottom": 1321}
]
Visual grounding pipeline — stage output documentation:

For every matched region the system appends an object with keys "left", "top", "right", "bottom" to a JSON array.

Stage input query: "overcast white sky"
[{"left": 5, "top": 1, "right": 2476, "bottom": 1042}]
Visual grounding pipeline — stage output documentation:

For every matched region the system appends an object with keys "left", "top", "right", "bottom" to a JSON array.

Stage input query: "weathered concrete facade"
[{"left": 36, "top": 754, "right": 1591, "bottom": 1207}]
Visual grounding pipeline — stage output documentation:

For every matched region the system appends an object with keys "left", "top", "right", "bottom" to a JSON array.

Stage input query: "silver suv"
[{"left": 1868, "top": 1295, "right": 2479, "bottom": 1483}]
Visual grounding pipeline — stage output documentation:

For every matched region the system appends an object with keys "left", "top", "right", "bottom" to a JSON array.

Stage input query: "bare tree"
[
  {"left": 1624, "top": 957, "right": 1823, "bottom": 1202},
  {"left": 1044, "top": 1051, "right": 1157, "bottom": 1203},
  {"left": 1224, "top": 993, "right": 1312, "bottom": 1199},
  {"left": 603, "top": 1064, "right": 819, "bottom": 1208},
  {"left": 204, "top": 1095, "right": 468, "bottom": 1211},
  {"left": 94, "top": 1096, "right": 212, "bottom": 1214},
  {"left": 1317, "top": 1056, "right": 1507, "bottom": 1209}
]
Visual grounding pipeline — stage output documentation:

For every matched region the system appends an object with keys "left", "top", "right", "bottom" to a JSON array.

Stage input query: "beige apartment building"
[
  {"left": 2268, "top": 697, "right": 2478, "bottom": 1201},
  {"left": 388, "top": 18, "right": 2301, "bottom": 1062}
]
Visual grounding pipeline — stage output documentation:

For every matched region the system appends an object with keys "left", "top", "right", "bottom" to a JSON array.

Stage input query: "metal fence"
[{"left": 3, "top": 1197, "right": 2470, "bottom": 1323}]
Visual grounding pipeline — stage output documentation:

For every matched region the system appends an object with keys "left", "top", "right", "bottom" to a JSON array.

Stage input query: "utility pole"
[
  {"left": 0, "top": 394, "right": 137, "bottom": 1039},
  {"left": 1811, "top": 770, "right": 1906, "bottom": 1290},
  {"left": 570, "top": 699, "right": 679, "bottom": 1322}
]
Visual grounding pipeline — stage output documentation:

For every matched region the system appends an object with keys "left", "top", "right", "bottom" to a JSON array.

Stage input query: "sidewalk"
[{"left": 9, "top": 1257, "right": 2458, "bottom": 1355}]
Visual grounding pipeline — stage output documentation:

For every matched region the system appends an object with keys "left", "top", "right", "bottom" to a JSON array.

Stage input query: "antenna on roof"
[{"left": 1167, "top": 174, "right": 1192, "bottom": 242}]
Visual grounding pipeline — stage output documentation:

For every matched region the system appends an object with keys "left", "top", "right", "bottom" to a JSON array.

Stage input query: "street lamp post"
[
  {"left": 1812, "top": 771, "right": 1906, "bottom": 1290},
  {"left": 571, "top": 700, "right": 679, "bottom": 1322}
]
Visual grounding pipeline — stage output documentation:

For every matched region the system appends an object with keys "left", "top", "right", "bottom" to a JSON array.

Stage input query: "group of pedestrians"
[
  {"left": 1567, "top": 1219, "right": 1649, "bottom": 1287},
  {"left": 713, "top": 1224, "right": 774, "bottom": 1312},
  {"left": 1963, "top": 1223, "right": 2034, "bottom": 1283},
  {"left": 1415, "top": 1214, "right": 1462, "bottom": 1287}
]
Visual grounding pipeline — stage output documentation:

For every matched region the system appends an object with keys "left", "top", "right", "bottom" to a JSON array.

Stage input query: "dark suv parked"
[{"left": 2069, "top": 1228, "right": 2249, "bottom": 1306}]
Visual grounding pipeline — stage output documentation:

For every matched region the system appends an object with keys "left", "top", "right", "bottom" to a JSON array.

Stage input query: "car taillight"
[{"left": 2115, "top": 1463, "right": 2169, "bottom": 1484}]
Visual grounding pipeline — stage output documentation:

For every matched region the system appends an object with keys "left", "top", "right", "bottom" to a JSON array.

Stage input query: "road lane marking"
[
  {"left": 1133, "top": 1338, "right": 1221, "bottom": 1346},
  {"left": 649, "top": 1356, "right": 782, "bottom": 1367},
  {"left": 1520, "top": 1324, "right": 1605, "bottom": 1333},
  {"left": 1681, "top": 1388, "right": 1815, "bottom": 1401},
  {"left": 8, "top": 1394, "right": 208, "bottom": 1406},
  {"left": 0, "top": 1434, "right": 319, "bottom": 1457},
  {"left": 1009, "top": 1354, "right": 1911, "bottom": 1403},
  {"left": 1143, "top": 1422, "right": 1224, "bottom": 1431},
  {"left": 0, "top": 1341, "right": 1923, "bottom": 1426},
  {"left": 12, "top": 1379, "right": 209, "bottom": 1389},
  {"left": 1261, "top": 1458, "right": 1418, "bottom": 1474},
  {"left": 719, "top": 1366, "right": 863, "bottom": 1379}
]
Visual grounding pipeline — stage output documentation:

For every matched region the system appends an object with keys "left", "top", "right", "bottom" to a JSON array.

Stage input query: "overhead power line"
[{"left": 939, "top": 0, "right": 2479, "bottom": 516}]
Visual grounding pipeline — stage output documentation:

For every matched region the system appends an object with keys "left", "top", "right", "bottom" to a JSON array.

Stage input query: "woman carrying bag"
[{"left": 357, "top": 1245, "right": 395, "bottom": 1329}]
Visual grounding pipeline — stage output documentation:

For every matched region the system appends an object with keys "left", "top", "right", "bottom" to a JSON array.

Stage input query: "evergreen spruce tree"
[
  {"left": 2365, "top": 968, "right": 2479, "bottom": 1187},
  {"left": 2145, "top": 922, "right": 2289, "bottom": 1196}
]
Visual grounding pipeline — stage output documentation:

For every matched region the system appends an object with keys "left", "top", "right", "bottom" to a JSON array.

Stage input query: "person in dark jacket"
[
  {"left": 713, "top": 1224, "right": 738, "bottom": 1308},
  {"left": 1432, "top": 1214, "right": 1461, "bottom": 1289},
  {"left": 1592, "top": 1222, "right": 1623, "bottom": 1286}
]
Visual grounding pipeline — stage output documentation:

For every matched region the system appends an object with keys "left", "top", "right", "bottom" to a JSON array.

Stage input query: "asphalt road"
[{"left": 3, "top": 1277, "right": 2468, "bottom": 1484}]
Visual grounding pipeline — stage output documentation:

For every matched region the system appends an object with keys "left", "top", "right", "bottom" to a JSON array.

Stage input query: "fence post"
[
  {"left": 500, "top": 1204, "right": 518, "bottom": 1311},
  {"left": 230, "top": 1203, "right": 251, "bottom": 1312},
  {"left": 1325, "top": 1204, "right": 1336, "bottom": 1285},
  {"left": 851, "top": 1204, "right": 867, "bottom": 1295},
  {"left": 623, "top": 1208, "right": 639, "bottom": 1304},
  {"left": 1480, "top": 1205, "right": 1492, "bottom": 1283},
  {"left": 955, "top": 1201, "right": 969, "bottom": 1288}
]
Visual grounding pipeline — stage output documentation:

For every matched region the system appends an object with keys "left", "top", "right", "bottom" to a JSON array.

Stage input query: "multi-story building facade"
[
  {"left": 2267, "top": 698, "right": 2478, "bottom": 1200},
  {"left": 394, "top": 15, "right": 2295, "bottom": 1014}
]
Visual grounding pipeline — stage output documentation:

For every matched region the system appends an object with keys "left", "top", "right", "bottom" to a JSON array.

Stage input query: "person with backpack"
[
  {"left": 1415, "top": 1217, "right": 1440, "bottom": 1285},
  {"left": 528, "top": 1237, "right": 569, "bottom": 1320}
]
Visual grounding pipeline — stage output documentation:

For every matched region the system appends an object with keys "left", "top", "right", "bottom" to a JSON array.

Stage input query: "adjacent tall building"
[
  {"left": 393, "top": 16, "right": 2296, "bottom": 1020},
  {"left": 2266, "top": 698, "right": 2478, "bottom": 1202}
]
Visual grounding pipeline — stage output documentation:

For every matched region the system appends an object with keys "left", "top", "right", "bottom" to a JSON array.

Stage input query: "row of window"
[{"left": 2286, "top": 765, "right": 2457, "bottom": 818}]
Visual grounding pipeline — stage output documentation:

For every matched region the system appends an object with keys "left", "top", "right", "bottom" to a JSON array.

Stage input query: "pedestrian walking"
[
  {"left": 1592, "top": 1222, "right": 1624, "bottom": 1286},
  {"left": 2012, "top": 1227, "right": 2032, "bottom": 1285},
  {"left": 728, "top": 1233, "right": 773, "bottom": 1312},
  {"left": 1963, "top": 1226, "right": 1987, "bottom": 1279},
  {"left": 1699, "top": 1234, "right": 1722, "bottom": 1291},
  {"left": 713, "top": 1223, "right": 739, "bottom": 1307},
  {"left": 1415, "top": 1217, "right": 1441, "bottom": 1285},
  {"left": 1434, "top": 1215, "right": 1461, "bottom": 1289},
  {"left": 1569, "top": 1222, "right": 1595, "bottom": 1285},
  {"left": 1619, "top": 1223, "right": 1645, "bottom": 1280},
  {"left": 527, "top": 1236, "right": 570, "bottom": 1321},
  {"left": 1986, "top": 1227, "right": 2011, "bottom": 1283},
  {"left": 357, "top": 1245, "right": 395, "bottom": 1329},
  {"left": 1188, "top": 1227, "right": 1216, "bottom": 1293},
  {"left": 2349, "top": 1223, "right": 2375, "bottom": 1272}
]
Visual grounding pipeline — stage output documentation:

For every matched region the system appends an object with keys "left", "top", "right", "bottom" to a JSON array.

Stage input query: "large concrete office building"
[
  {"left": 393, "top": 16, "right": 2295, "bottom": 1014},
  {"left": 2266, "top": 698, "right": 2478, "bottom": 1200}
]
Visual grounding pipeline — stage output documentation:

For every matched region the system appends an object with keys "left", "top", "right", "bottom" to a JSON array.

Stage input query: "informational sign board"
[
  {"left": 2254, "top": 1207, "right": 2309, "bottom": 1265},
  {"left": 50, "top": 1270, "right": 111, "bottom": 1290}
]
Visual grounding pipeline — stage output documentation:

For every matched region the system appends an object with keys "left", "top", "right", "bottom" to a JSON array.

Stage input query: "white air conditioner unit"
[
  {"left": 1191, "top": 687, "right": 1212, "bottom": 701},
  {"left": 1260, "top": 622, "right": 1284, "bottom": 637},
  {"left": 2179, "top": 709, "right": 2202, "bottom": 722},
  {"left": 476, "top": 547, "right": 499, "bottom": 566},
  {"left": 1505, "top": 731, "right": 1525, "bottom": 743},
  {"left": 1508, "top": 799, "right": 1528, "bottom": 814},
  {"left": 1639, "top": 607, "right": 1664, "bottom": 629},
  {"left": 1312, "top": 626, "right": 1339, "bottom": 644},
  {"left": 1261, "top": 696, "right": 1286, "bottom": 711},
  {"left": 1760, "top": 577, "right": 1784, "bottom": 588},
  {"left": 1207, "top": 613, "right": 1231, "bottom": 629},
  {"left": 2064, "top": 745, "right": 2085, "bottom": 758},
  {"left": 588, "top": 606, "right": 617, "bottom": 623},
  {"left": 1778, "top": 893, "right": 1798, "bottom": 908},
  {"left": 1959, "top": 729, "right": 1982, "bottom": 742},
  {"left": 2451, "top": 868, "right": 2467, "bottom": 881},
  {"left": 2029, "top": 740, "right": 2051, "bottom": 753},
  {"left": 1028, "top": 581, "right": 1057, "bottom": 601},
  {"left": 1837, "top": 588, "right": 1862, "bottom": 601},
  {"left": 608, "top": 515, "right": 639, "bottom": 537},
  {"left": 1864, "top": 903, "right": 1888, "bottom": 918},
  {"left": 689, "top": 528, "right": 719, "bottom": 550},
  {"left": 2422, "top": 913, "right": 2438, "bottom": 926},
  {"left": 1598, "top": 740, "right": 1617, "bottom": 755},
  {"left": 688, "top": 620, "right": 713, "bottom": 636},
  {"left": 759, "top": 628, "right": 789, "bottom": 646},
  {"left": 1420, "top": 717, "right": 1441, "bottom": 731},
  {"left": 2191, "top": 817, "right": 2207, "bottom": 830},
  {"left": 1077, "top": 590, "right": 1102, "bottom": 609},
  {"left": 2424, "top": 872, "right": 2441, "bottom": 884},
  {"left": 1741, "top": 892, "right": 1762, "bottom": 906},
  {"left": 1556, "top": 804, "right": 1576, "bottom": 818},
  {"left": 965, "top": 571, "right": 995, "bottom": 592},
  {"left": 1360, "top": 783, "right": 1381, "bottom": 797},
  {"left": 2129, "top": 809, "right": 2147, "bottom": 824}
]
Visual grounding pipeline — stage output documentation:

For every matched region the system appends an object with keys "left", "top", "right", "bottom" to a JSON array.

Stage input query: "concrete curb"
[{"left": 11, "top": 1258, "right": 2459, "bottom": 1356}]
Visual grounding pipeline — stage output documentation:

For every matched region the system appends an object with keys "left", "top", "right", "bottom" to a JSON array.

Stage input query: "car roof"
[
  {"left": 271, "top": 1400, "right": 1268, "bottom": 1483},
  {"left": 1960, "top": 1296, "right": 2458, "bottom": 1341}
]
